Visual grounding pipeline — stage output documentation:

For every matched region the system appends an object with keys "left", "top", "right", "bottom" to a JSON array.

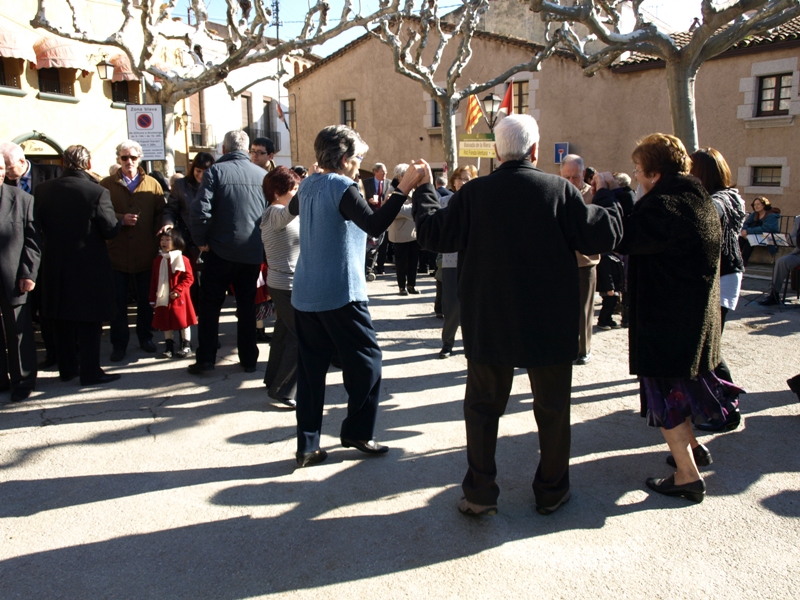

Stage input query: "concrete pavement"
[{"left": 1, "top": 272, "right": 799, "bottom": 598}]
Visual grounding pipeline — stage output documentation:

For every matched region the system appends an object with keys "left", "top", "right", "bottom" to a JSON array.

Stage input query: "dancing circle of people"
[{"left": 2, "top": 116, "right": 800, "bottom": 518}]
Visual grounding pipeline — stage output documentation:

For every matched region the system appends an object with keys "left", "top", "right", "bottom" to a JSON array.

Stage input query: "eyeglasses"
[
  {"left": 355, "top": 155, "right": 364, "bottom": 162},
  {"left": 633, "top": 168, "right": 644, "bottom": 176},
  {"left": 457, "top": 177, "right": 471, "bottom": 183},
  {"left": 119, "top": 156, "right": 139, "bottom": 162},
  {"left": 250, "top": 150, "right": 268, "bottom": 156}
]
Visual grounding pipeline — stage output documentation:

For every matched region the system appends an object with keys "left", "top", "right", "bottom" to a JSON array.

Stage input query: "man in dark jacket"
[
  {"left": 0, "top": 153, "right": 41, "bottom": 402},
  {"left": 0, "top": 141, "right": 63, "bottom": 369},
  {"left": 35, "top": 145, "right": 122, "bottom": 386},
  {"left": 189, "top": 130, "right": 267, "bottom": 374},
  {"left": 414, "top": 114, "right": 623, "bottom": 517}
]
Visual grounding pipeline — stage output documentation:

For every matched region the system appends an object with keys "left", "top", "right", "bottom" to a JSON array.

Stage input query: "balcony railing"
[
  {"left": 242, "top": 127, "right": 281, "bottom": 153},
  {"left": 190, "top": 123, "right": 216, "bottom": 149}
]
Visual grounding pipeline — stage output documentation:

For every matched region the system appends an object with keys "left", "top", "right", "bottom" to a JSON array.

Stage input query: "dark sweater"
[
  {"left": 414, "top": 160, "right": 623, "bottom": 367},
  {"left": 617, "top": 174, "right": 721, "bottom": 378}
]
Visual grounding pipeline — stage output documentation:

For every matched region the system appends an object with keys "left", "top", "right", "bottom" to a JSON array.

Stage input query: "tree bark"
[
  {"left": 441, "top": 97, "right": 459, "bottom": 173},
  {"left": 661, "top": 60, "right": 700, "bottom": 153}
]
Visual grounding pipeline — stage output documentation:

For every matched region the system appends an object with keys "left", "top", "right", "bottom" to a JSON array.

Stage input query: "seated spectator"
[
  {"left": 759, "top": 214, "right": 800, "bottom": 306},
  {"left": 739, "top": 196, "right": 780, "bottom": 265}
]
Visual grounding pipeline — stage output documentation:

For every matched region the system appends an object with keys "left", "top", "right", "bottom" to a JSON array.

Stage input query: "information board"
[
  {"left": 459, "top": 133, "right": 495, "bottom": 158},
  {"left": 126, "top": 104, "right": 166, "bottom": 160}
]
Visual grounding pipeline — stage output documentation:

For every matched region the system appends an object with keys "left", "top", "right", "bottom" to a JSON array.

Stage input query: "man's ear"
[
  {"left": 530, "top": 142, "right": 539, "bottom": 166},
  {"left": 494, "top": 144, "right": 503, "bottom": 163},
  {"left": 86, "top": 159, "right": 92, "bottom": 171}
]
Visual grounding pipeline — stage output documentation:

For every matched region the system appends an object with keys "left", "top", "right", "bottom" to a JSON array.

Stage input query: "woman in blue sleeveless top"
[{"left": 288, "top": 125, "right": 434, "bottom": 467}]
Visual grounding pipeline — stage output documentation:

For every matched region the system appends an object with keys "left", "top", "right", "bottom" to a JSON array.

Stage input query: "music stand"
[{"left": 746, "top": 232, "right": 796, "bottom": 308}]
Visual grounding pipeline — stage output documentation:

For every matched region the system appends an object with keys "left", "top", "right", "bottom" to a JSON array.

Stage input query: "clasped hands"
[{"left": 395, "top": 159, "right": 433, "bottom": 196}]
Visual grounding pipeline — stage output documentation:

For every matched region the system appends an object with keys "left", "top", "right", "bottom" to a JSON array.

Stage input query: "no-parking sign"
[{"left": 126, "top": 104, "right": 165, "bottom": 160}]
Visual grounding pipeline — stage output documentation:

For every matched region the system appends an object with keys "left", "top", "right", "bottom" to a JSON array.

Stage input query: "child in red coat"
[{"left": 149, "top": 229, "right": 198, "bottom": 358}]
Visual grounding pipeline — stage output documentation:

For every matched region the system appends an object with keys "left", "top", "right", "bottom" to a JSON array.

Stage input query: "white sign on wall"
[{"left": 126, "top": 104, "right": 166, "bottom": 160}]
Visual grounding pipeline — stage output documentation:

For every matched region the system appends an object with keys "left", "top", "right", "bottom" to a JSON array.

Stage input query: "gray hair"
[
  {"left": 109, "top": 164, "right": 120, "bottom": 176},
  {"left": 393, "top": 163, "right": 409, "bottom": 178},
  {"left": 435, "top": 175, "right": 448, "bottom": 187},
  {"left": 0, "top": 141, "right": 25, "bottom": 164},
  {"left": 63, "top": 145, "right": 91, "bottom": 170},
  {"left": 614, "top": 172, "right": 632, "bottom": 188},
  {"left": 372, "top": 162, "right": 386, "bottom": 173},
  {"left": 169, "top": 172, "right": 185, "bottom": 188},
  {"left": 494, "top": 114, "right": 540, "bottom": 161},
  {"left": 116, "top": 139, "right": 143, "bottom": 157},
  {"left": 561, "top": 154, "right": 584, "bottom": 172},
  {"left": 314, "top": 125, "right": 369, "bottom": 171},
  {"left": 223, "top": 130, "right": 249, "bottom": 153}
]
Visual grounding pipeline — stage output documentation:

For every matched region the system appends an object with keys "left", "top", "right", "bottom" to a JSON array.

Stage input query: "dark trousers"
[
  {"left": 715, "top": 306, "right": 733, "bottom": 383},
  {"left": 53, "top": 320, "right": 102, "bottom": 382},
  {"left": 578, "top": 265, "right": 596, "bottom": 356},
  {"left": 597, "top": 292, "right": 618, "bottom": 325},
  {"left": 434, "top": 280, "right": 443, "bottom": 315},
  {"left": 295, "top": 301, "right": 382, "bottom": 453},
  {"left": 462, "top": 360, "right": 572, "bottom": 507},
  {"left": 394, "top": 241, "right": 420, "bottom": 290},
  {"left": 196, "top": 251, "right": 260, "bottom": 368},
  {"left": 441, "top": 268, "right": 460, "bottom": 352},
  {"left": 30, "top": 285, "right": 57, "bottom": 363},
  {"left": 264, "top": 288, "right": 298, "bottom": 400},
  {"left": 0, "top": 295, "right": 37, "bottom": 393},
  {"left": 376, "top": 235, "right": 390, "bottom": 270},
  {"left": 110, "top": 269, "right": 153, "bottom": 350}
]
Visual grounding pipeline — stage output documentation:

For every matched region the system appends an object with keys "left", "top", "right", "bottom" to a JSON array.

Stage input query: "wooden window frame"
[
  {"left": 751, "top": 165, "right": 782, "bottom": 187},
  {"left": 756, "top": 73, "right": 792, "bottom": 117},
  {"left": 341, "top": 99, "right": 356, "bottom": 129}
]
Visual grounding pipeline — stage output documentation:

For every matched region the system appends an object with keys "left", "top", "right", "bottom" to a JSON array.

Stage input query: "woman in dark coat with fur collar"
[{"left": 618, "top": 133, "right": 742, "bottom": 504}]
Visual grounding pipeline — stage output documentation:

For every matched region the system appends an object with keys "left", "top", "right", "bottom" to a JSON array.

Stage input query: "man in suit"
[
  {"left": 435, "top": 175, "right": 453, "bottom": 201},
  {"left": 0, "top": 153, "right": 41, "bottom": 402},
  {"left": 35, "top": 145, "right": 122, "bottom": 386},
  {"left": 414, "top": 115, "right": 623, "bottom": 517},
  {"left": 560, "top": 154, "right": 598, "bottom": 366},
  {"left": 0, "top": 142, "right": 63, "bottom": 370},
  {"left": 362, "top": 163, "right": 391, "bottom": 273}
]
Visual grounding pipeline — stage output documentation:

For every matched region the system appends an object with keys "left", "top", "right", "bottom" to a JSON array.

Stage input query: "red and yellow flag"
[{"left": 464, "top": 94, "right": 483, "bottom": 133}]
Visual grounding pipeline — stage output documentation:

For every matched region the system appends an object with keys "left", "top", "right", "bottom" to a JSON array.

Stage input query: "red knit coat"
[{"left": 149, "top": 254, "right": 197, "bottom": 330}]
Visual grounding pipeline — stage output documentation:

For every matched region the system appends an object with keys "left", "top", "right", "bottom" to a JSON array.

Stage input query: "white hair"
[
  {"left": 116, "top": 139, "right": 143, "bottom": 157},
  {"left": 393, "top": 163, "right": 409, "bottom": 178},
  {"left": 0, "top": 141, "right": 25, "bottom": 164},
  {"left": 494, "top": 114, "right": 540, "bottom": 161},
  {"left": 561, "top": 154, "right": 584, "bottom": 172},
  {"left": 223, "top": 130, "right": 250, "bottom": 153}
]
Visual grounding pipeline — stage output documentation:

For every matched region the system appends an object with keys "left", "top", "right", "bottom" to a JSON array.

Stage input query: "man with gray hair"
[
  {"left": 0, "top": 152, "right": 41, "bottom": 401},
  {"left": 560, "top": 153, "right": 598, "bottom": 365},
  {"left": 35, "top": 145, "right": 122, "bottom": 386},
  {"left": 100, "top": 140, "right": 164, "bottom": 362},
  {"left": 0, "top": 141, "right": 63, "bottom": 369},
  {"left": 414, "top": 114, "right": 623, "bottom": 517},
  {"left": 188, "top": 130, "right": 267, "bottom": 374}
]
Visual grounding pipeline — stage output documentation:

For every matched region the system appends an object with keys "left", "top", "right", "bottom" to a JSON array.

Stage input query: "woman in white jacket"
[{"left": 388, "top": 163, "right": 420, "bottom": 295}]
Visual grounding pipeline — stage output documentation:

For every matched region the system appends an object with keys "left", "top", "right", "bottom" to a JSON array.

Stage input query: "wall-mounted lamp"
[{"left": 96, "top": 58, "right": 114, "bottom": 80}]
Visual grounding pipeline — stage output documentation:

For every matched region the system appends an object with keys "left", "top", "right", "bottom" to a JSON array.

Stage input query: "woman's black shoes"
[
  {"left": 695, "top": 408, "right": 741, "bottom": 432},
  {"left": 666, "top": 444, "right": 712, "bottom": 468},
  {"left": 646, "top": 475, "right": 706, "bottom": 503}
]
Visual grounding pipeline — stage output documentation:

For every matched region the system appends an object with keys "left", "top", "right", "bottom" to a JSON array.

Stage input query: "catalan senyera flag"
[{"left": 464, "top": 94, "right": 483, "bottom": 133}]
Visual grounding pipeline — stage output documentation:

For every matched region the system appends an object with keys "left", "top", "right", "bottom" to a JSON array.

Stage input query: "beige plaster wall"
[{"left": 292, "top": 26, "right": 800, "bottom": 218}]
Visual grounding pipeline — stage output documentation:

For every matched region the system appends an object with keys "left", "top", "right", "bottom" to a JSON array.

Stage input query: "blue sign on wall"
[{"left": 554, "top": 142, "right": 569, "bottom": 164}]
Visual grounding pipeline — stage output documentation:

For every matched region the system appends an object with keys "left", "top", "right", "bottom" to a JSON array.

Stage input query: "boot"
[
  {"left": 176, "top": 338, "right": 192, "bottom": 358},
  {"left": 160, "top": 339, "right": 174, "bottom": 359}
]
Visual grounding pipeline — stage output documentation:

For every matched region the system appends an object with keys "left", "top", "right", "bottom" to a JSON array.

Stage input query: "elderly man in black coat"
[
  {"left": 0, "top": 153, "right": 41, "bottom": 402},
  {"left": 34, "top": 145, "right": 122, "bottom": 386},
  {"left": 414, "top": 114, "right": 624, "bottom": 517}
]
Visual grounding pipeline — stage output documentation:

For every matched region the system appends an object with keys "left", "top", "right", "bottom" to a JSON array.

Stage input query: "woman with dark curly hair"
[{"left": 619, "top": 133, "right": 743, "bottom": 504}]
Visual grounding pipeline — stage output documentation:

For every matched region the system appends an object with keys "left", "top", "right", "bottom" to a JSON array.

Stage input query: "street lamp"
[
  {"left": 482, "top": 93, "right": 502, "bottom": 130},
  {"left": 482, "top": 92, "right": 502, "bottom": 171},
  {"left": 96, "top": 58, "right": 114, "bottom": 80}
]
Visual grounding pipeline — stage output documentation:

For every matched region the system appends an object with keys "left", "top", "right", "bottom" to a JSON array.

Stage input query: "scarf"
[{"left": 155, "top": 250, "right": 185, "bottom": 308}]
